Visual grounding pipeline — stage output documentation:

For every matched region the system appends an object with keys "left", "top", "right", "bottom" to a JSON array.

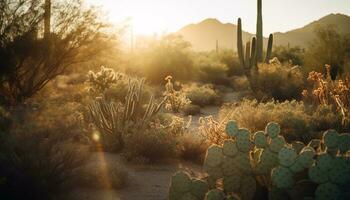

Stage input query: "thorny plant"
[
  {"left": 303, "top": 64, "right": 350, "bottom": 125},
  {"left": 198, "top": 115, "right": 227, "bottom": 145},
  {"left": 87, "top": 66, "right": 124, "bottom": 96},
  {"left": 163, "top": 76, "right": 191, "bottom": 113}
]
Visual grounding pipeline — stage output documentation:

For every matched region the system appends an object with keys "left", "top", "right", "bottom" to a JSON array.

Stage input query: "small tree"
[
  {"left": 0, "top": 0, "right": 108, "bottom": 105},
  {"left": 305, "top": 25, "right": 350, "bottom": 79}
]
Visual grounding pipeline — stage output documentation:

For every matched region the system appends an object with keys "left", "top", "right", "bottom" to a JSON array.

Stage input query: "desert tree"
[
  {"left": 0, "top": 0, "right": 110, "bottom": 105},
  {"left": 305, "top": 25, "right": 350, "bottom": 79}
]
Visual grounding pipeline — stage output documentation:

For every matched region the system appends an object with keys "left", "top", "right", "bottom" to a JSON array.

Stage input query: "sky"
[{"left": 87, "top": 0, "right": 350, "bottom": 36}]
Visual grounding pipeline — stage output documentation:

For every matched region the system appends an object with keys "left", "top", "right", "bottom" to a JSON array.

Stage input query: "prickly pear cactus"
[
  {"left": 169, "top": 171, "right": 209, "bottom": 200},
  {"left": 168, "top": 122, "right": 350, "bottom": 200}
]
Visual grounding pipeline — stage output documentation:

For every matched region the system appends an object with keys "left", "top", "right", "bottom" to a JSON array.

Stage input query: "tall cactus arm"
[
  {"left": 256, "top": 0, "right": 263, "bottom": 62},
  {"left": 265, "top": 34, "right": 273, "bottom": 63},
  {"left": 250, "top": 37, "right": 257, "bottom": 68},
  {"left": 245, "top": 41, "right": 251, "bottom": 69},
  {"left": 237, "top": 18, "right": 245, "bottom": 68}
]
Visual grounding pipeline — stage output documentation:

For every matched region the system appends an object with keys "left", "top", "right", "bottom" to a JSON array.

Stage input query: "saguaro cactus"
[
  {"left": 236, "top": 0, "right": 274, "bottom": 93},
  {"left": 256, "top": 0, "right": 263, "bottom": 62},
  {"left": 44, "top": 0, "right": 51, "bottom": 40}
]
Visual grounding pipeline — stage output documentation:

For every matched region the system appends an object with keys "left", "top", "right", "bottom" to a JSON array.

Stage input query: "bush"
[
  {"left": 182, "top": 104, "right": 201, "bottom": 116},
  {"left": 220, "top": 99, "right": 312, "bottom": 142},
  {"left": 123, "top": 127, "right": 178, "bottom": 163},
  {"left": 123, "top": 115, "right": 189, "bottom": 163},
  {"left": 195, "top": 54, "right": 230, "bottom": 85},
  {"left": 184, "top": 84, "right": 221, "bottom": 107},
  {"left": 141, "top": 35, "right": 195, "bottom": 84},
  {"left": 0, "top": 123, "right": 89, "bottom": 200},
  {"left": 178, "top": 135, "right": 208, "bottom": 164},
  {"left": 220, "top": 99, "right": 349, "bottom": 143},
  {"left": 255, "top": 58, "right": 304, "bottom": 101}
]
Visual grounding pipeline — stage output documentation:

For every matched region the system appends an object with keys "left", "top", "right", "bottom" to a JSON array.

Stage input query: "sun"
[{"left": 88, "top": 0, "right": 170, "bottom": 35}]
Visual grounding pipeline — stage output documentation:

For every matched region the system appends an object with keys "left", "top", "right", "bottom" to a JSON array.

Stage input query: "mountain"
[{"left": 176, "top": 13, "right": 350, "bottom": 51}]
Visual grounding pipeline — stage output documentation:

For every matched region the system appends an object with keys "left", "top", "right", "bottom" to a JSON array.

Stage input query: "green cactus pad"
[
  {"left": 204, "top": 145, "right": 224, "bottom": 168},
  {"left": 253, "top": 131, "right": 267, "bottom": 148},
  {"left": 298, "top": 147, "right": 316, "bottom": 168},
  {"left": 222, "top": 156, "right": 241, "bottom": 176},
  {"left": 190, "top": 179, "right": 209, "bottom": 200},
  {"left": 240, "top": 176, "right": 256, "bottom": 200},
  {"left": 271, "top": 166, "right": 295, "bottom": 189},
  {"left": 223, "top": 140, "right": 239, "bottom": 157},
  {"left": 226, "top": 121, "right": 239, "bottom": 137},
  {"left": 328, "top": 157, "right": 348, "bottom": 185},
  {"left": 169, "top": 186, "right": 183, "bottom": 200},
  {"left": 234, "top": 152, "right": 252, "bottom": 174},
  {"left": 278, "top": 146, "right": 297, "bottom": 167},
  {"left": 290, "top": 158, "right": 305, "bottom": 173},
  {"left": 308, "top": 164, "right": 328, "bottom": 184},
  {"left": 205, "top": 189, "right": 225, "bottom": 200},
  {"left": 317, "top": 153, "right": 333, "bottom": 171},
  {"left": 292, "top": 141, "right": 305, "bottom": 154},
  {"left": 236, "top": 129, "right": 252, "bottom": 152},
  {"left": 338, "top": 133, "right": 350, "bottom": 154},
  {"left": 315, "top": 183, "right": 340, "bottom": 200},
  {"left": 269, "top": 136, "right": 286, "bottom": 153},
  {"left": 170, "top": 171, "right": 192, "bottom": 194},
  {"left": 203, "top": 165, "right": 223, "bottom": 180},
  {"left": 323, "top": 129, "right": 339, "bottom": 149},
  {"left": 256, "top": 149, "right": 278, "bottom": 174},
  {"left": 266, "top": 122, "right": 280, "bottom": 138},
  {"left": 223, "top": 175, "right": 241, "bottom": 193}
]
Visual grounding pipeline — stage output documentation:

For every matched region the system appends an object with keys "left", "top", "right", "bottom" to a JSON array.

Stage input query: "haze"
[{"left": 88, "top": 0, "right": 350, "bottom": 36}]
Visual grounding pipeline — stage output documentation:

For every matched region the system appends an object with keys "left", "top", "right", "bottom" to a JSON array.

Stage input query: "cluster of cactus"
[
  {"left": 168, "top": 121, "right": 350, "bottom": 200},
  {"left": 87, "top": 66, "right": 124, "bottom": 96},
  {"left": 237, "top": 0, "right": 273, "bottom": 71},
  {"left": 88, "top": 78, "right": 165, "bottom": 151},
  {"left": 163, "top": 76, "right": 191, "bottom": 113},
  {"left": 236, "top": 0, "right": 273, "bottom": 92},
  {"left": 307, "top": 130, "right": 350, "bottom": 200}
]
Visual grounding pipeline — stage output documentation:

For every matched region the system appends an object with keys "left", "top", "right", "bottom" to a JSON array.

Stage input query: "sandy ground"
[{"left": 60, "top": 153, "right": 204, "bottom": 200}]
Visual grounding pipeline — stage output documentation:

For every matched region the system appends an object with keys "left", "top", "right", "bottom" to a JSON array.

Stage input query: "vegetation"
[
  {"left": 169, "top": 121, "right": 350, "bottom": 200},
  {"left": 1, "top": 0, "right": 349, "bottom": 199}
]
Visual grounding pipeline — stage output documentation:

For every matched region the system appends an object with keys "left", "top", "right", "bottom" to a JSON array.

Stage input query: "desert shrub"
[
  {"left": 309, "top": 105, "right": 350, "bottom": 133},
  {"left": 87, "top": 66, "right": 124, "bottom": 96},
  {"left": 272, "top": 45, "right": 304, "bottom": 66},
  {"left": 142, "top": 35, "right": 195, "bottom": 84},
  {"left": 184, "top": 84, "right": 221, "bottom": 107},
  {"left": 198, "top": 115, "right": 227, "bottom": 145},
  {"left": 195, "top": 54, "right": 230, "bottom": 85},
  {"left": 163, "top": 76, "right": 191, "bottom": 113},
  {"left": 0, "top": 123, "right": 89, "bottom": 200},
  {"left": 178, "top": 135, "right": 208, "bottom": 164},
  {"left": 255, "top": 58, "right": 304, "bottom": 101},
  {"left": 88, "top": 78, "right": 164, "bottom": 152},
  {"left": 123, "top": 115, "right": 190, "bottom": 163},
  {"left": 182, "top": 104, "right": 201, "bottom": 116},
  {"left": 220, "top": 99, "right": 312, "bottom": 142},
  {"left": 303, "top": 69, "right": 350, "bottom": 126},
  {"left": 215, "top": 50, "right": 244, "bottom": 76},
  {"left": 220, "top": 99, "right": 349, "bottom": 143}
]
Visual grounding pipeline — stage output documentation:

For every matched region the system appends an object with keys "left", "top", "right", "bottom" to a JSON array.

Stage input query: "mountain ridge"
[{"left": 176, "top": 13, "right": 350, "bottom": 51}]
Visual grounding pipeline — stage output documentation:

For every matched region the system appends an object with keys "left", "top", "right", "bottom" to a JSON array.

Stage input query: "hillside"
[{"left": 176, "top": 13, "right": 350, "bottom": 51}]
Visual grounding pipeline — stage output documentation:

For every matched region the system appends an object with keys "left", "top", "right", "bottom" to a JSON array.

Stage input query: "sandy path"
[{"left": 61, "top": 153, "right": 204, "bottom": 200}]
